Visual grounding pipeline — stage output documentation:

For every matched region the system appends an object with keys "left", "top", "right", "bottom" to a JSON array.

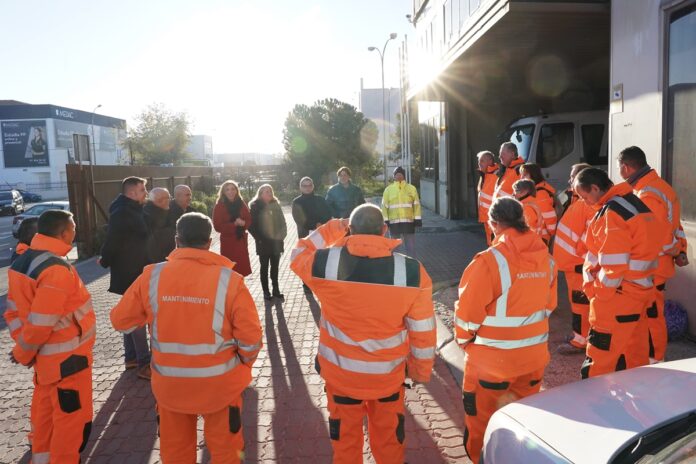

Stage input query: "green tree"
[
  {"left": 282, "top": 98, "right": 379, "bottom": 186},
  {"left": 125, "top": 103, "right": 192, "bottom": 166}
]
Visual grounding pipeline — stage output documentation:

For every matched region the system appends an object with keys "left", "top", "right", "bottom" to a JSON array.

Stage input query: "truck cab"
[{"left": 499, "top": 110, "right": 608, "bottom": 191}]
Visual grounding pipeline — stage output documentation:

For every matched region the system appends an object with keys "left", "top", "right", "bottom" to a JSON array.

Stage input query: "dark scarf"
[
  {"left": 225, "top": 196, "right": 246, "bottom": 239},
  {"left": 627, "top": 165, "right": 652, "bottom": 186}
]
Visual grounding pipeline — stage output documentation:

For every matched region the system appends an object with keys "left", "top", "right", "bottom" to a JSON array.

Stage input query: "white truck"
[{"left": 499, "top": 110, "right": 608, "bottom": 192}]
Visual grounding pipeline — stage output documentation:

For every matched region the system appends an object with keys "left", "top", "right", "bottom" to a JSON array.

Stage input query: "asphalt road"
[{"left": 0, "top": 213, "right": 18, "bottom": 267}]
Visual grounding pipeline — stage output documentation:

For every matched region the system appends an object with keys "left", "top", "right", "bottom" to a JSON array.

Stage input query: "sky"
[{"left": 0, "top": 0, "right": 412, "bottom": 154}]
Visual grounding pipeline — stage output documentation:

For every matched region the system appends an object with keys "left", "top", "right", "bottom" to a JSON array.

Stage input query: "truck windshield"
[{"left": 501, "top": 125, "right": 535, "bottom": 161}]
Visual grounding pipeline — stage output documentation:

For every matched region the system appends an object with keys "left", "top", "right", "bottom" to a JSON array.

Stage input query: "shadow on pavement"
[
  {"left": 304, "top": 289, "right": 321, "bottom": 327},
  {"left": 265, "top": 299, "right": 330, "bottom": 462},
  {"left": 81, "top": 373, "right": 158, "bottom": 463}
]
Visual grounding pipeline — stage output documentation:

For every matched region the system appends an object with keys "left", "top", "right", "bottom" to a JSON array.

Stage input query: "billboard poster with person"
[{"left": 2, "top": 120, "right": 50, "bottom": 167}]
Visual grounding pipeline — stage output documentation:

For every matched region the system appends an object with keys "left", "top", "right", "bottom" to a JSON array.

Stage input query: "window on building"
[
  {"left": 581, "top": 124, "right": 606, "bottom": 166},
  {"left": 666, "top": 4, "right": 696, "bottom": 222},
  {"left": 536, "top": 123, "right": 575, "bottom": 168},
  {"left": 501, "top": 124, "right": 535, "bottom": 161}
]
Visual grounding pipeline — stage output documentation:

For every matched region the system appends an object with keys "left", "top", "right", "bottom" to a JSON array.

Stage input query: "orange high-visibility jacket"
[
  {"left": 583, "top": 183, "right": 663, "bottom": 301},
  {"left": 290, "top": 219, "right": 436, "bottom": 400},
  {"left": 632, "top": 169, "right": 689, "bottom": 280},
  {"left": 519, "top": 196, "right": 544, "bottom": 237},
  {"left": 493, "top": 157, "right": 524, "bottom": 201},
  {"left": 5, "top": 234, "right": 96, "bottom": 385},
  {"left": 553, "top": 197, "right": 596, "bottom": 272},
  {"left": 455, "top": 228, "right": 557, "bottom": 379},
  {"left": 110, "top": 247, "right": 262, "bottom": 414},
  {"left": 478, "top": 165, "right": 499, "bottom": 223},
  {"left": 535, "top": 181, "right": 558, "bottom": 239}
]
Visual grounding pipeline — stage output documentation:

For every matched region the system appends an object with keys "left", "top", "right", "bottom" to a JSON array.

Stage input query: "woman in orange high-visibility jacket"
[
  {"left": 553, "top": 163, "right": 595, "bottom": 349},
  {"left": 455, "top": 198, "right": 557, "bottom": 464},
  {"left": 574, "top": 168, "right": 663, "bottom": 379},
  {"left": 290, "top": 205, "right": 436, "bottom": 464},
  {"left": 6, "top": 210, "right": 96, "bottom": 464},
  {"left": 111, "top": 213, "right": 262, "bottom": 464},
  {"left": 477, "top": 151, "right": 499, "bottom": 245},
  {"left": 492, "top": 142, "right": 525, "bottom": 202},
  {"left": 618, "top": 146, "right": 690, "bottom": 362},
  {"left": 520, "top": 163, "right": 558, "bottom": 241},
  {"left": 513, "top": 179, "right": 546, "bottom": 241}
]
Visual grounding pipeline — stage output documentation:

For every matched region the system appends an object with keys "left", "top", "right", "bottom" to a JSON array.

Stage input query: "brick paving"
[{"left": 0, "top": 207, "right": 472, "bottom": 463}]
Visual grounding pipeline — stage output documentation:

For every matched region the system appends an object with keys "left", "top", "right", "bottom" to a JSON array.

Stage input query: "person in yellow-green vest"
[{"left": 381, "top": 166, "right": 422, "bottom": 258}]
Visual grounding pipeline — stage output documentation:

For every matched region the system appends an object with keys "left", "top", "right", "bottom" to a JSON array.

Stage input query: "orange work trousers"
[
  {"left": 326, "top": 384, "right": 405, "bottom": 464},
  {"left": 565, "top": 271, "right": 590, "bottom": 347},
  {"left": 158, "top": 397, "right": 244, "bottom": 464},
  {"left": 31, "top": 366, "right": 93, "bottom": 464},
  {"left": 647, "top": 279, "right": 668, "bottom": 362},
  {"left": 462, "top": 363, "right": 545, "bottom": 464},
  {"left": 582, "top": 290, "right": 651, "bottom": 379}
]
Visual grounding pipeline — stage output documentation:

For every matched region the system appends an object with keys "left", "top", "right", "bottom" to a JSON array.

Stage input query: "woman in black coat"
[{"left": 249, "top": 184, "right": 287, "bottom": 301}]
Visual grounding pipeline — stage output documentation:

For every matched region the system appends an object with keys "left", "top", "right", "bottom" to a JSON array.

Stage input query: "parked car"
[
  {"left": 483, "top": 358, "right": 696, "bottom": 463},
  {"left": 0, "top": 190, "right": 25, "bottom": 216},
  {"left": 499, "top": 110, "right": 608, "bottom": 192},
  {"left": 12, "top": 201, "right": 70, "bottom": 237},
  {"left": 16, "top": 189, "right": 43, "bottom": 203}
]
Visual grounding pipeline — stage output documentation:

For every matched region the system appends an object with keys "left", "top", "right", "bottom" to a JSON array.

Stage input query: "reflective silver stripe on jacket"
[
  {"left": 6, "top": 299, "right": 17, "bottom": 310},
  {"left": 318, "top": 343, "right": 405, "bottom": 374},
  {"left": 629, "top": 259, "right": 658, "bottom": 271},
  {"left": 609, "top": 196, "right": 639, "bottom": 217},
  {"left": 52, "top": 299, "right": 95, "bottom": 331},
  {"left": 472, "top": 333, "right": 549, "bottom": 349},
  {"left": 676, "top": 229, "right": 686, "bottom": 239},
  {"left": 28, "top": 312, "right": 61, "bottom": 327},
  {"left": 238, "top": 341, "right": 261, "bottom": 353},
  {"left": 598, "top": 253, "right": 630, "bottom": 266},
  {"left": 410, "top": 346, "right": 435, "bottom": 359},
  {"left": 307, "top": 229, "right": 326, "bottom": 249},
  {"left": 405, "top": 316, "right": 435, "bottom": 332},
  {"left": 26, "top": 252, "right": 60, "bottom": 277},
  {"left": 31, "top": 452, "right": 50, "bottom": 464},
  {"left": 640, "top": 186, "right": 673, "bottom": 222},
  {"left": 479, "top": 192, "right": 493, "bottom": 201},
  {"left": 387, "top": 203, "right": 415, "bottom": 209},
  {"left": 627, "top": 276, "right": 654, "bottom": 288},
  {"left": 393, "top": 254, "right": 407, "bottom": 286},
  {"left": 322, "top": 247, "right": 412, "bottom": 287},
  {"left": 321, "top": 318, "right": 406, "bottom": 352},
  {"left": 38, "top": 325, "right": 96, "bottom": 355},
  {"left": 490, "top": 248, "right": 512, "bottom": 317},
  {"left": 150, "top": 264, "right": 235, "bottom": 356},
  {"left": 482, "top": 309, "right": 551, "bottom": 328},
  {"left": 324, "top": 247, "right": 342, "bottom": 280},
  {"left": 586, "top": 252, "right": 598, "bottom": 266},
  {"left": 152, "top": 355, "right": 241, "bottom": 378},
  {"left": 8, "top": 318, "right": 22, "bottom": 332},
  {"left": 557, "top": 223, "right": 579, "bottom": 242},
  {"left": 17, "top": 334, "right": 40, "bottom": 352},
  {"left": 598, "top": 269, "right": 622, "bottom": 288},
  {"left": 554, "top": 236, "right": 578, "bottom": 257},
  {"left": 542, "top": 211, "right": 557, "bottom": 219},
  {"left": 456, "top": 317, "right": 481, "bottom": 332}
]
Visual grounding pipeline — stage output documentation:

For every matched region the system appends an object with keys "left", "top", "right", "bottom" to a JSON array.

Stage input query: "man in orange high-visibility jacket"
[
  {"left": 6, "top": 210, "right": 96, "bottom": 464},
  {"left": 111, "top": 213, "right": 262, "bottom": 464},
  {"left": 477, "top": 150, "right": 499, "bottom": 245},
  {"left": 618, "top": 146, "right": 689, "bottom": 363},
  {"left": 553, "top": 163, "right": 595, "bottom": 350},
  {"left": 520, "top": 163, "right": 558, "bottom": 241},
  {"left": 492, "top": 142, "right": 525, "bottom": 202},
  {"left": 513, "top": 180, "right": 545, "bottom": 238},
  {"left": 574, "top": 168, "right": 663, "bottom": 378},
  {"left": 456, "top": 198, "right": 557, "bottom": 464},
  {"left": 290, "top": 204, "right": 436, "bottom": 464}
]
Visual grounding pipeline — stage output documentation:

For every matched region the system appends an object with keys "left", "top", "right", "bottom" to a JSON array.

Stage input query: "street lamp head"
[
  {"left": 368, "top": 46, "right": 377, "bottom": 51},
  {"left": 389, "top": 33, "right": 398, "bottom": 40},
  {"left": 96, "top": 104, "right": 102, "bottom": 109}
]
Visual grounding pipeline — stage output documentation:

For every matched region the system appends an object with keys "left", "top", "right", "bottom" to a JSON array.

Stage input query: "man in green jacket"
[
  {"left": 325, "top": 166, "right": 365, "bottom": 219},
  {"left": 381, "top": 166, "right": 421, "bottom": 257}
]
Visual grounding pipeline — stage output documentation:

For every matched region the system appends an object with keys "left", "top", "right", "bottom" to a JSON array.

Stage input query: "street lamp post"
[
  {"left": 368, "top": 32, "right": 397, "bottom": 185},
  {"left": 90, "top": 104, "right": 102, "bottom": 165}
]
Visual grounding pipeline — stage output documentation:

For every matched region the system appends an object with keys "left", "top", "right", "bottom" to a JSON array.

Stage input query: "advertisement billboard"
[{"left": 2, "top": 120, "right": 49, "bottom": 167}]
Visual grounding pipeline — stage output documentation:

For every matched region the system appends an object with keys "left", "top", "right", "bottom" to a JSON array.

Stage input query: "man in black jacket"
[
  {"left": 99, "top": 176, "right": 151, "bottom": 379},
  {"left": 168, "top": 184, "right": 193, "bottom": 225},
  {"left": 291, "top": 177, "right": 331, "bottom": 239},
  {"left": 144, "top": 187, "right": 173, "bottom": 263}
]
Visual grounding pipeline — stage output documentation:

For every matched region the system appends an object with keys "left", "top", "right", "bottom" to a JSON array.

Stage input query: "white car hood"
[{"left": 486, "top": 359, "right": 696, "bottom": 463}]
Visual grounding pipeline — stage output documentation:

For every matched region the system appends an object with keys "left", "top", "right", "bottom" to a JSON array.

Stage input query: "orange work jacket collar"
[
  {"left": 482, "top": 165, "right": 498, "bottom": 175},
  {"left": 632, "top": 169, "right": 659, "bottom": 190},
  {"left": 334, "top": 234, "right": 402, "bottom": 258},
  {"left": 598, "top": 182, "right": 632, "bottom": 206},
  {"left": 494, "top": 228, "right": 547, "bottom": 255},
  {"left": 30, "top": 233, "right": 72, "bottom": 257},
  {"left": 508, "top": 157, "right": 524, "bottom": 170},
  {"left": 536, "top": 181, "right": 556, "bottom": 193},
  {"left": 15, "top": 243, "right": 30, "bottom": 255},
  {"left": 167, "top": 247, "right": 236, "bottom": 268}
]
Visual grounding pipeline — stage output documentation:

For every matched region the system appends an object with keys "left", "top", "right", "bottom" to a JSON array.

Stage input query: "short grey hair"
[
  {"left": 500, "top": 142, "right": 518, "bottom": 156},
  {"left": 513, "top": 179, "right": 536, "bottom": 197},
  {"left": 349, "top": 204, "right": 384, "bottom": 236},
  {"left": 176, "top": 212, "right": 212, "bottom": 248},
  {"left": 299, "top": 176, "right": 314, "bottom": 187},
  {"left": 174, "top": 184, "right": 192, "bottom": 195},
  {"left": 477, "top": 151, "right": 494, "bottom": 162},
  {"left": 488, "top": 198, "right": 528, "bottom": 233},
  {"left": 149, "top": 187, "right": 170, "bottom": 201}
]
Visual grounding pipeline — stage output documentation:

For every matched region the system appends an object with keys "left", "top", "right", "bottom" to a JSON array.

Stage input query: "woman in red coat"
[{"left": 212, "top": 180, "right": 252, "bottom": 276}]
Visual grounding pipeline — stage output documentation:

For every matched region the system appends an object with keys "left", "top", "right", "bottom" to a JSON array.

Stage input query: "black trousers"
[{"left": 259, "top": 254, "right": 280, "bottom": 295}]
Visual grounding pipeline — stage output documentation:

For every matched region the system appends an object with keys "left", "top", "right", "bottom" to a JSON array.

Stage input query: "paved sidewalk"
[{"left": 0, "top": 208, "right": 471, "bottom": 463}]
